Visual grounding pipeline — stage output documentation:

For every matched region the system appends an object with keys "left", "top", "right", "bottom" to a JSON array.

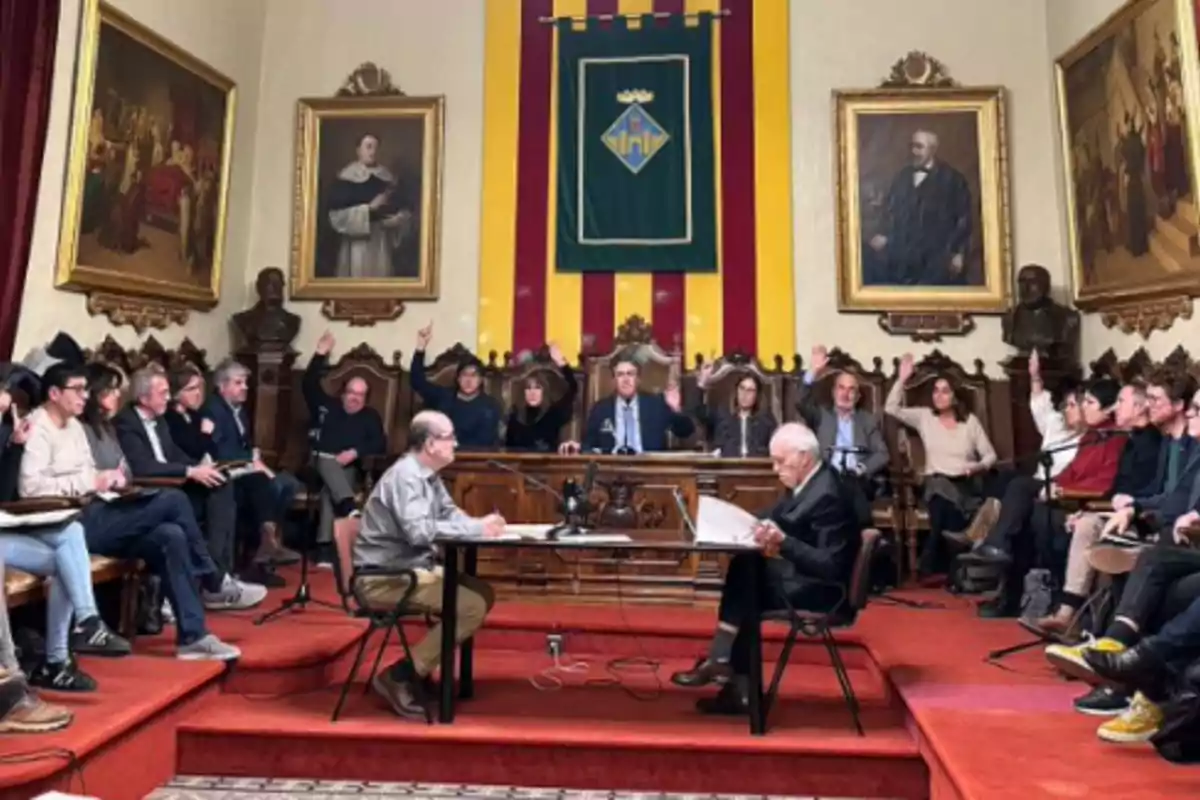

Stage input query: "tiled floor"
[{"left": 144, "top": 777, "right": 871, "bottom": 800}]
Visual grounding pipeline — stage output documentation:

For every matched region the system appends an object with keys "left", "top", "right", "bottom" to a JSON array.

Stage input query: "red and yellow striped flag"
[{"left": 477, "top": 0, "right": 793, "bottom": 364}]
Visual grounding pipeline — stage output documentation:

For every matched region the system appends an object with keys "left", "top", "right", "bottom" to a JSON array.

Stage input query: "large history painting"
[
  {"left": 834, "top": 87, "right": 1012, "bottom": 314},
  {"left": 57, "top": 0, "right": 235, "bottom": 315},
  {"left": 1057, "top": 0, "right": 1200, "bottom": 320},
  {"left": 290, "top": 96, "right": 444, "bottom": 303}
]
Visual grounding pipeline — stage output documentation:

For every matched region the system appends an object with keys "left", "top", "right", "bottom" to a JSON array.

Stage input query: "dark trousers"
[
  {"left": 82, "top": 490, "right": 213, "bottom": 644},
  {"left": 1150, "top": 593, "right": 1200, "bottom": 664},
  {"left": 718, "top": 553, "right": 842, "bottom": 675},
  {"left": 184, "top": 481, "right": 237, "bottom": 576},
  {"left": 1110, "top": 545, "right": 1200, "bottom": 640},
  {"left": 234, "top": 471, "right": 299, "bottom": 548},
  {"left": 925, "top": 496, "right": 968, "bottom": 573}
]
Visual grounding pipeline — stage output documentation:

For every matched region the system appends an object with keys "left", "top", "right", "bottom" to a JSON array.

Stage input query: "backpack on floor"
[{"left": 948, "top": 559, "right": 1002, "bottom": 595}]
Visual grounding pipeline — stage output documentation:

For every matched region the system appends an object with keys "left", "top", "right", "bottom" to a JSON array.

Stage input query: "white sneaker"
[
  {"left": 177, "top": 634, "right": 241, "bottom": 661},
  {"left": 161, "top": 600, "right": 176, "bottom": 625},
  {"left": 202, "top": 575, "right": 268, "bottom": 611}
]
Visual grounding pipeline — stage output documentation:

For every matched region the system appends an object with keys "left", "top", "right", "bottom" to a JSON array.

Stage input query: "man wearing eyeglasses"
[{"left": 353, "top": 410, "right": 504, "bottom": 720}]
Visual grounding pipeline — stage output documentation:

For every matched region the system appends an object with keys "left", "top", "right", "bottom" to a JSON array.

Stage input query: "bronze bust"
[
  {"left": 1002, "top": 264, "right": 1080, "bottom": 363},
  {"left": 232, "top": 268, "right": 301, "bottom": 351}
]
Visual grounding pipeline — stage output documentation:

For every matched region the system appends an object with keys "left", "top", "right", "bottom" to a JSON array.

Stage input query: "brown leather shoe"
[
  {"left": 371, "top": 672, "right": 428, "bottom": 720},
  {"left": 0, "top": 688, "right": 72, "bottom": 733},
  {"left": 670, "top": 657, "right": 733, "bottom": 688},
  {"left": 964, "top": 498, "right": 1001, "bottom": 543}
]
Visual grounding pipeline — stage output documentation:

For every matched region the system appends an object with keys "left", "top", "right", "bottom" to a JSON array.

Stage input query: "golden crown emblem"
[{"left": 616, "top": 89, "right": 655, "bottom": 105}]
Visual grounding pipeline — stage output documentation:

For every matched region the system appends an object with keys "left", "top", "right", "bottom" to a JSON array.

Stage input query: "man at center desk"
[{"left": 562, "top": 354, "right": 695, "bottom": 454}]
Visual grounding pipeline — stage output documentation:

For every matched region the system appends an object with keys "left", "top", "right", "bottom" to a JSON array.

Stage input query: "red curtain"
[{"left": 0, "top": 0, "right": 60, "bottom": 360}]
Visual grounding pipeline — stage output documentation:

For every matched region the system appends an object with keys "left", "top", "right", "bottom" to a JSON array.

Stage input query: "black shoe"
[
  {"left": 976, "top": 595, "right": 1019, "bottom": 619},
  {"left": 696, "top": 683, "right": 749, "bottom": 715},
  {"left": 241, "top": 564, "right": 286, "bottom": 588},
  {"left": 1073, "top": 685, "right": 1131, "bottom": 716},
  {"left": 387, "top": 660, "right": 438, "bottom": 698},
  {"left": 960, "top": 545, "right": 1012, "bottom": 566},
  {"left": 371, "top": 671, "right": 428, "bottom": 720},
  {"left": 28, "top": 659, "right": 97, "bottom": 693},
  {"left": 70, "top": 616, "right": 131, "bottom": 657},
  {"left": 670, "top": 657, "right": 733, "bottom": 688},
  {"left": 1084, "top": 643, "right": 1165, "bottom": 688}
]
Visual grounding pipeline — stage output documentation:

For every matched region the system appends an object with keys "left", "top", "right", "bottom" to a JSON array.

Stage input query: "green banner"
[{"left": 556, "top": 14, "right": 717, "bottom": 273}]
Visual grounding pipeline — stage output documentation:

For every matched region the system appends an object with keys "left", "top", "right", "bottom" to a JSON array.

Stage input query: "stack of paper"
[{"left": 695, "top": 496, "right": 758, "bottom": 547}]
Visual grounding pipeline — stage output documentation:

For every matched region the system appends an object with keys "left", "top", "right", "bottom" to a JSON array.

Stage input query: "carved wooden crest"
[
  {"left": 1099, "top": 296, "right": 1193, "bottom": 339},
  {"left": 880, "top": 51, "right": 957, "bottom": 88},
  {"left": 615, "top": 314, "right": 654, "bottom": 346},
  {"left": 337, "top": 62, "right": 405, "bottom": 97},
  {"left": 321, "top": 299, "right": 406, "bottom": 327},
  {"left": 87, "top": 293, "right": 191, "bottom": 333}
]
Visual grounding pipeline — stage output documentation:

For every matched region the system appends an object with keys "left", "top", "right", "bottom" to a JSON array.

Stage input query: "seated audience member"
[
  {"left": 353, "top": 410, "right": 504, "bottom": 720},
  {"left": 795, "top": 344, "right": 888, "bottom": 486},
  {"left": 885, "top": 353, "right": 997, "bottom": 576},
  {"left": 163, "top": 365, "right": 215, "bottom": 462},
  {"left": 0, "top": 394, "right": 130, "bottom": 692},
  {"left": 304, "top": 331, "right": 387, "bottom": 555},
  {"left": 504, "top": 343, "right": 578, "bottom": 452},
  {"left": 114, "top": 366, "right": 267, "bottom": 609},
  {"left": 692, "top": 361, "right": 777, "bottom": 458},
  {"left": 20, "top": 364, "right": 240, "bottom": 660},
  {"left": 962, "top": 379, "right": 1124, "bottom": 615},
  {"left": 1027, "top": 381, "right": 1161, "bottom": 639},
  {"left": 565, "top": 354, "right": 695, "bottom": 454},
  {"left": 671, "top": 423, "right": 861, "bottom": 714},
  {"left": 204, "top": 358, "right": 301, "bottom": 572},
  {"left": 410, "top": 323, "right": 501, "bottom": 450},
  {"left": 0, "top": 553, "right": 73, "bottom": 733}
]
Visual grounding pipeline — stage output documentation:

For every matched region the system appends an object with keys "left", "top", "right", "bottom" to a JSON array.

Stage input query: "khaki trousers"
[
  {"left": 1064, "top": 513, "right": 1105, "bottom": 597},
  {"left": 358, "top": 569, "right": 495, "bottom": 676}
]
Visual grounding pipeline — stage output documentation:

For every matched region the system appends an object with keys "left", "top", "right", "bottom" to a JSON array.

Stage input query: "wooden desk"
[{"left": 440, "top": 453, "right": 785, "bottom": 602}]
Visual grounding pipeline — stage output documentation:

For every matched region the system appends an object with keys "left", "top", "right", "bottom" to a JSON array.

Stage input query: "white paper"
[
  {"left": 503, "top": 524, "right": 555, "bottom": 540},
  {"left": 0, "top": 509, "right": 79, "bottom": 528},
  {"left": 553, "top": 533, "right": 633, "bottom": 545},
  {"left": 695, "top": 495, "right": 758, "bottom": 546}
]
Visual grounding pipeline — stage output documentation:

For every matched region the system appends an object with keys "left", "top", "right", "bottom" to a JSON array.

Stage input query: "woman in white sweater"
[{"left": 886, "top": 353, "right": 998, "bottom": 576}]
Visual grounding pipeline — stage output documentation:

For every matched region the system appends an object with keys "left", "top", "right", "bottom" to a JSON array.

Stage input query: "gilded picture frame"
[
  {"left": 833, "top": 87, "right": 1012, "bottom": 314},
  {"left": 56, "top": 0, "right": 236, "bottom": 319},
  {"left": 290, "top": 96, "right": 444, "bottom": 302},
  {"left": 1055, "top": 0, "right": 1200, "bottom": 329}
]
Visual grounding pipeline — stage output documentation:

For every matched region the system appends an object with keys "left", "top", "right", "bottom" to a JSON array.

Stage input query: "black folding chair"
[
  {"left": 761, "top": 528, "right": 882, "bottom": 735},
  {"left": 330, "top": 518, "right": 432, "bottom": 724}
]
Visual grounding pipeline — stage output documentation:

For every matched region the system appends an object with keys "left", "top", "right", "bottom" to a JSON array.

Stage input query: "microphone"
[
  {"left": 308, "top": 406, "right": 328, "bottom": 446},
  {"left": 485, "top": 459, "right": 564, "bottom": 502}
]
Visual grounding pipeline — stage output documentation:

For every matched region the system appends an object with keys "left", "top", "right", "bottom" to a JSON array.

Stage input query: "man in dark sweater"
[
  {"left": 409, "top": 323, "right": 500, "bottom": 450},
  {"left": 304, "top": 331, "right": 387, "bottom": 555}
]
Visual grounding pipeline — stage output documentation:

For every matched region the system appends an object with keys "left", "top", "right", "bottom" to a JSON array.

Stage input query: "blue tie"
[{"left": 623, "top": 402, "right": 637, "bottom": 453}]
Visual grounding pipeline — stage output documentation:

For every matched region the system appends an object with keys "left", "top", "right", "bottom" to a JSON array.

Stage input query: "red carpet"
[{"left": 2, "top": 570, "right": 1197, "bottom": 799}]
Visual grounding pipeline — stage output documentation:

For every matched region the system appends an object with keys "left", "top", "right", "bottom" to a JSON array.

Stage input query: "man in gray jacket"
[{"left": 353, "top": 410, "right": 505, "bottom": 719}]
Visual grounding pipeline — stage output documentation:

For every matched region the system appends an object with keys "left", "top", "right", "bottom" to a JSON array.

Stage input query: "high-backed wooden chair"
[
  {"left": 694, "top": 353, "right": 787, "bottom": 444},
  {"left": 320, "top": 344, "right": 404, "bottom": 459},
  {"left": 399, "top": 344, "right": 504, "bottom": 448},
  {"left": 894, "top": 351, "right": 992, "bottom": 577},
  {"left": 498, "top": 347, "right": 584, "bottom": 445}
]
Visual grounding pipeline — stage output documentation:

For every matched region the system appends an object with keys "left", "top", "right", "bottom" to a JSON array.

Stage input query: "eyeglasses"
[{"left": 62, "top": 384, "right": 89, "bottom": 396}]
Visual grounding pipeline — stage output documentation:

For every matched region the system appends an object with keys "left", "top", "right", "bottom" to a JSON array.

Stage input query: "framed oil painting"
[
  {"left": 1056, "top": 0, "right": 1200, "bottom": 324},
  {"left": 289, "top": 96, "right": 444, "bottom": 303},
  {"left": 833, "top": 87, "right": 1012, "bottom": 314},
  {"left": 56, "top": 0, "right": 235, "bottom": 317}
]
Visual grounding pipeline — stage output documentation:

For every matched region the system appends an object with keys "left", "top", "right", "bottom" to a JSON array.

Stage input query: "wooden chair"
[
  {"left": 692, "top": 352, "right": 786, "bottom": 449},
  {"left": 893, "top": 351, "right": 993, "bottom": 578},
  {"left": 329, "top": 517, "right": 430, "bottom": 724},
  {"left": 498, "top": 347, "right": 584, "bottom": 446},
  {"left": 762, "top": 528, "right": 882, "bottom": 735}
]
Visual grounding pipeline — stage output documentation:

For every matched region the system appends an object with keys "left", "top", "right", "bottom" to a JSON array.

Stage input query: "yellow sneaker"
[
  {"left": 1097, "top": 692, "right": 1163, "bottom": 743},
  {"left": 1045, "top": 636, "right": 1125, "bottom": 683}
]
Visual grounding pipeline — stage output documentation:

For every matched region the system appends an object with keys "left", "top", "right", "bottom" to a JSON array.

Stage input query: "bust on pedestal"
[
  {"left": 231, "top": 268, "right": 302, "bottom": 466},
  {"left": 1001, "top": 264, "right": 1081, "bottom": 463}
]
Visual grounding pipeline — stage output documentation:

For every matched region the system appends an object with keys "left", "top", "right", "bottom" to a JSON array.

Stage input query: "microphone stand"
[
  {"left": 486, "top": 459, "right": 593, "bottom": 540},
  {"left": 255, "top": 448, "right": 341, "bottom": 626},
  {"left": 985, "top": 434, "right": 1116, "bottom": 666}
]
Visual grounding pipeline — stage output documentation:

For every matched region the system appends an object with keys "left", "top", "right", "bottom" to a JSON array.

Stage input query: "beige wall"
[
  {"left": 23, "top": 0, "right": 1170, "bottom": 374},
  {"left": 16, "top": 0, "right": 266, "bottom": 359},
  {"left": 244, "top": 0, "right": 485, "bottom": 364},
  {"left": 1047, "top": 0, "right": 1197, "bottom": 362}
]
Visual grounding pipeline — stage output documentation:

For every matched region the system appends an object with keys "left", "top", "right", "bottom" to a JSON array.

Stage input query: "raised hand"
[
  {"left": 898, "top": 353, "right": 916, "bottom": 383},
  {"left": 316, "top": 331, "right": 335, "bottom": 356},
  {"left": 810, "top": 345, "right": 830, "bottom": 376},
  {"left": 548, "top": 342, "right": 566, "bottom": 367},
  {"left": 1028, "top": 348, "right": 1041, "bottom": 379},
  {"left": 416, "top": 322, "right": 433, "bottom": 351},
  {"left": 664, "top": 383, "right": 682, "bottom": 412},
  {"left": 697, "top": 362, "right": 715, "bottom": 389}
]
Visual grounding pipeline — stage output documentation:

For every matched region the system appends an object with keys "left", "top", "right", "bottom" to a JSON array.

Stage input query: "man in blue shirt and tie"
[{"left": 564, "top": 354, "right": 694, "bottom": 454}]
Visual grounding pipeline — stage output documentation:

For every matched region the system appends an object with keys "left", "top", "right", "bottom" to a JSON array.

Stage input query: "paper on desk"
[
  {"left": 491, "top": 525, "right": 632, "bottom": 545},
  {"left": 503, "top": 524, "right": 555, "bottom": 540},
  {"left": 695, "top": 496, "right": 757, "bottom": 546},
  {"left": 0, "top": 508, "right": 79, "bottom": 528}
]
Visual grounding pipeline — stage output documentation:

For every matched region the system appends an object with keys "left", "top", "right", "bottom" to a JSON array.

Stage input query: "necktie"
[{"left": 623, "top": 402, "right": 635, "bottom": 452}]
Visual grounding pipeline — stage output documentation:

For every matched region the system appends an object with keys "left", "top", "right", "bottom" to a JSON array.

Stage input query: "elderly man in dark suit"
[
  {"left": 564, "top": 354, "right": 694, "bottom": 454},
  {"left": 671, "top": 422, "right": 862, "bottom": 714}
]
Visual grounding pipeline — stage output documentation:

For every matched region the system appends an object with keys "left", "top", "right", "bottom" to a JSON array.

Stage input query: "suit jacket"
[
  {"left": 113, "top": 405, "right": 196, "bottom": 478},
  {"left": 201, "top": 397, "right": 253, "bottom": 462},
  {"left": 794, "top": 380, "right": 889, "bottom": 477},
  {"left": 761, "top": 464, "right": 862, "bottom": 594},
  {"left": 583, "top": 392, "right": 695, "bottom": 453}
]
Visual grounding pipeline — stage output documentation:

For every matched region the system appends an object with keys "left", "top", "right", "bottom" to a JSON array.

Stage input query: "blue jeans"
[{"left": 0, "top": 522, "right": 99, "bottom": 663}]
